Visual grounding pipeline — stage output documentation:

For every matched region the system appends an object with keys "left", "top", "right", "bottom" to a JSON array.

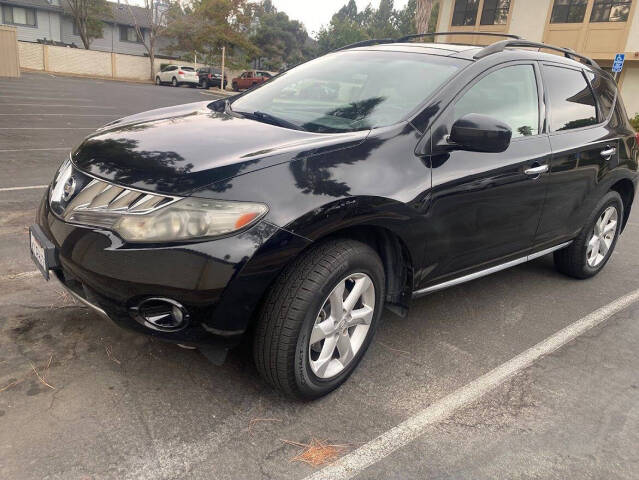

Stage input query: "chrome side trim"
[
  {"left": 55, "top": 274, "right": 112, "bottom": 322},
  {"left": 412, "top": 241, "right": 573, "bottom": 298}
]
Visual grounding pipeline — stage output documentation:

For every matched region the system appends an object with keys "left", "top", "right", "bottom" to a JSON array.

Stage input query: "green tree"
[
  {"left": 316, "top": 0, "right": 368, "bottom": 54},
  {"left": 64, "top": 0, "right": 111, "bottom": 49},
  {"left": 316, "top": 0, "right": 441, "bottom": 54},
  {"left": 166, "top": 0, "right": 258, "bottom": 68},
  {"left": 250, "top": 1, "right": 314, "bottom": 70}
]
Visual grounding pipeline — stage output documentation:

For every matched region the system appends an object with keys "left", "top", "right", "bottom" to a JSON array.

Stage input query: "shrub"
[{"left": 629, "top": 114, "right": 639, "bottom": 132}]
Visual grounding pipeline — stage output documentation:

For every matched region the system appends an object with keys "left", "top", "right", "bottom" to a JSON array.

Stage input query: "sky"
[
  {"left": 128, "top": 0, "right": 411, "bottom": 39},
  {"left": 270, "top": 0, "right": 410, "bottom": 37}
]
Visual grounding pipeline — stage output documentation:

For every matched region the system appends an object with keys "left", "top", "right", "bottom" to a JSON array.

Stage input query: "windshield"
[{"left": 231, "top": 51, "right": 466, "bottom": 133}]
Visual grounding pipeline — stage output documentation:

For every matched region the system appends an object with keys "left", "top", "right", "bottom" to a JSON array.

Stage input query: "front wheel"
[
  {"left": 155, "top": 76, "right": 161, "bottom": 85},
  {"left": 554, "top": 191, "right": 624, "bottom": 279},
  {"left": 253, "top": 239, "right": 385, "bottom": 400}
]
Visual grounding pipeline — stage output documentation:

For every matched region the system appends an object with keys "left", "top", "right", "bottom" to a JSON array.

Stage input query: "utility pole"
[{"left": 221, "top": 45, "right": 226, "bottom": 91}]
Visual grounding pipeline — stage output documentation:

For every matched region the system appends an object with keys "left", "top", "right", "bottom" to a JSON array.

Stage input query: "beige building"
[{"left": 435, "top": 0, "right": 639, "bottom": 116}]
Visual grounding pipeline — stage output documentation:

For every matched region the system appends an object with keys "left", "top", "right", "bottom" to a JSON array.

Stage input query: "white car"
[{"left": 155, "top": 65, "right": 198, "bottom": 87}]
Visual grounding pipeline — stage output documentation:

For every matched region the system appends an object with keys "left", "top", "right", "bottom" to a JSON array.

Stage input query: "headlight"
[{"left": 113, "top": 198, "right": 268, "bottom": 242}]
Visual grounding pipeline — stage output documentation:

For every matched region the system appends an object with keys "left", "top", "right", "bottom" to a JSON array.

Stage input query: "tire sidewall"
[
  {"left": 293, "top": 247, "right": 385, "bottom": 398},
  {"left": 172, "top": 77, "right": 177, "bottom": 87},
  {"left": 580, "top": 193, "right": 624, "bottom": 276},
  {"left": 155, "top": 76, "right": 161, "bottom": 85}
]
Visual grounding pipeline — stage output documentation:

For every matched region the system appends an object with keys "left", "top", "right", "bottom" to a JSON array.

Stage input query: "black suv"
[
  {"left": 196, "top": 66, "right": 228, "bottom": 89},
  {"left": 30, "top": 34, "right": 638, "bottom": 399}
]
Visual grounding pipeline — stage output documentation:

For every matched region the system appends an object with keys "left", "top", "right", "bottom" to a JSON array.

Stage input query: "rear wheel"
[
  {"left": 201, "top": 79, "right": 209, "bottom": 89},
  {"left": 253, "top": 239, "right": 385, "bottom": 400},
  {"left": 232, "top": 82, "right": 239, "bottom": 91},
  {"left": 155, "top": 76, "right": 161, "bottom": 86},
  {"left": 554, "top": 191, "right": 623, "bottom": 279},
  {"left": 171, "top": 77, "right": 178, "bottom": 87}
]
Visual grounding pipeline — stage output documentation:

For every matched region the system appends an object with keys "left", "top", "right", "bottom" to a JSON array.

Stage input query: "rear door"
[
  {"left": 422, "top": 62, "right": 552, "bottom": 284},
  {"left": 533, "top": 64, "right": 620, "bottom": 247}
]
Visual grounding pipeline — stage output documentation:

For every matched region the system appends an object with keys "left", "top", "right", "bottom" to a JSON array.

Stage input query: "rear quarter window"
[
  {"left": 587, "top": 71, "right": 617, "bottom": 121},
  {"left": 543, "top": 65, "right": 598, "bottom": 132}
]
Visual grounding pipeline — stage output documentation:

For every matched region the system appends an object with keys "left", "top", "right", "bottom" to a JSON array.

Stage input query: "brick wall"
[
  {"left": 47, "top": 45, "right": 112, "bottom": 77},
  {"left": 17, "top": 41, "right": 244, "bottom": 84}
]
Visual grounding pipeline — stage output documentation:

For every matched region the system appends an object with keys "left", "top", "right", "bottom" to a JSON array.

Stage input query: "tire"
[
  {"left": 171, "top": 77, "right": 178, "bottom": 87},
  {"left": 253, "top": 239, "right": 385, "bottom": 400},
  {"left": 554, "top": 191, "right": 624, "bottom": 279},
  {"left": 155, "top": 76, "right": 161, "bottom": 86},
  {"left": 202, "top": 79, "right": 209, "bottom": 89},
  {"left": 232, "top": 82, "right": 239, "bottom": 91}
]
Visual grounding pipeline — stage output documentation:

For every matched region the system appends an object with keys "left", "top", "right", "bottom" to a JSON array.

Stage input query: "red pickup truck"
[{"left": 231, "top": 70, "right": 273, "bottom": 91}]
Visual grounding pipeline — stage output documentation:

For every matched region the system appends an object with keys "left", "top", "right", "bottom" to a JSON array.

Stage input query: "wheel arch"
[
  {"left": 304, "top": 224, "right": 415, "bottom": 317},
  {"left": 610, "top": 178, "right": 635, "bottom": 232}
]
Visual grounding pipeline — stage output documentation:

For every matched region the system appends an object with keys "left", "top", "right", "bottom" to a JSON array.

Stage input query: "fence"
[
  {"left": 17, "top": 41, "right": 241, "bottom": 83},
  {"left": 0, "top": 26, "right": 20, "bottom": 77}
]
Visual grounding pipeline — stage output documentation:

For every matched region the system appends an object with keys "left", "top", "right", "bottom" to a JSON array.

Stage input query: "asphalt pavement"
[{"left": 0, "top": 72, "right": 638, "bottom": 480}]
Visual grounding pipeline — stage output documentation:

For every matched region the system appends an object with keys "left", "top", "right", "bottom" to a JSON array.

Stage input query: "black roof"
[
  {"left": 0, "top": 0, "right": 63, "bottom": 11},
  {"left": 0, "top": 0, "right": 152, "bottom": 28},
  {"left": 107, "top": 2, "right": 151, "bottom": 28}
]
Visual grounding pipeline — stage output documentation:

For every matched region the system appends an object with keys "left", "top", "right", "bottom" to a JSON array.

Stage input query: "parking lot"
[{"left": 1, "top": 72, "right": 639, "bottom": 480}]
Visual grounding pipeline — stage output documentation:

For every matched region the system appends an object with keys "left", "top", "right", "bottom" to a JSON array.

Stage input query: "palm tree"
[{"left": 416, "top": 0, "right": 434, "bottom": 34}]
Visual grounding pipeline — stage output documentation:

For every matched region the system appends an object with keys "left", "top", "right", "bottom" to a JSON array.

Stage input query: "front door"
[{"left": 420, "top": 62, "right": 551, "bottom": 286}]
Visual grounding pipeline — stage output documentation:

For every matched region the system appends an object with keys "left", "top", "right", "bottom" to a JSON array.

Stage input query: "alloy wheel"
[
  {"left": 308, "top": 273, "right": 375, "bottom": 379},
  {"left": 586, "top": 206, "right": 618, "bottom": 267}
]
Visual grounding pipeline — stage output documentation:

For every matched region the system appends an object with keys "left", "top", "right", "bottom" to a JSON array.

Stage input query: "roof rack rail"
[
  {"left": 474, "top": 39, "right": 599, "bottom": 68},
  {"left": 332, "top": 32, "right": 521, "bottom": 53},
  {"left": 333, "top": 38, "right": 395, "bottom": 52},
  {"left": 397, "top": 31, "right": 521, "bottom": 42}
]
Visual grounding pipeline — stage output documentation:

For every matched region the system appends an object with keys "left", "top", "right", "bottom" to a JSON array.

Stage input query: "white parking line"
[
  {"left": 0, "top": 147, "right": 70, "bottom": 153},
  {"left": 0, "top": 185, "right": 47, "bottom": 192},
  {"left": 0, "top": 95, "right": 93, "bottom": 101},
  {"left": 0, "top": 104, "right": 117, "bottom": 108},
  {"left": 0, "top": 113, "right": 119, "bottom": 117},
  {"left": 303, "top": 287, "right": 639, "bottom": 480}
]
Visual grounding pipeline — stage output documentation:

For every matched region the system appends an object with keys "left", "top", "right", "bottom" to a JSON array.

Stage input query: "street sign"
[{"left": 612, "top": 53, "right": 625, "bottom": 73}]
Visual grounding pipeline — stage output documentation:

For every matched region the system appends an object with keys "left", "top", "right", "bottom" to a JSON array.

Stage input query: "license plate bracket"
[{"left": 29, "top": 225, "right": 58, "bottom": 280}]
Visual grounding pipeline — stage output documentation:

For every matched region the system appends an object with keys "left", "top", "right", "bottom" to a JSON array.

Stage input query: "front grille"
[{"left": 49, "top": 159, "right": 179, "bottom": 227}]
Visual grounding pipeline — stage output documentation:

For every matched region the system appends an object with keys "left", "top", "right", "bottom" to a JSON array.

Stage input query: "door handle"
[
  {"left": 524, "top": 164, "right": 549, "bottom": 176},
  {"left": 601, "top": 147, "right": 616, "bottom": 159}
]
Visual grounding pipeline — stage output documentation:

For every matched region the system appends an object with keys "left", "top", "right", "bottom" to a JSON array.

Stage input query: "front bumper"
[{"left": 36, "top": 191, "right": 311, "bottom": 346}]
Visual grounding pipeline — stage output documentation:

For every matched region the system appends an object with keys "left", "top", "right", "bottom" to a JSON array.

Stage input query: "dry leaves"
[{"left": 282, "top": 438, "right": 349, "bottom": 467}]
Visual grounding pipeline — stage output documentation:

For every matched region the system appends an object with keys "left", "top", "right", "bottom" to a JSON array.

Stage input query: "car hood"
[{"left": 71, "top": 101, "right": 369, "bottom": 196}]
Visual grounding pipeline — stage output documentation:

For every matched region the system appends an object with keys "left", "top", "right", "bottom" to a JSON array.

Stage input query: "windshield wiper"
[{"left": 234, "top": 109, "right": 306, "bottom": 131}]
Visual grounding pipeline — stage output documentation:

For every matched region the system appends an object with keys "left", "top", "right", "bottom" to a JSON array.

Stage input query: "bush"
[{"left": 630, "top": 114, "right": 639, "bottom": 132}]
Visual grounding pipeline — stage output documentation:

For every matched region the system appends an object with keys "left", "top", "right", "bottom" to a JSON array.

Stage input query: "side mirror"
[{"left": 449, "top": 113, "right": 512, "bottom": 153}]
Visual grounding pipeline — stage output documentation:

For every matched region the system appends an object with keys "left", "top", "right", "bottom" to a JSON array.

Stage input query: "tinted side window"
[
  {"left": 454, "top": 64, "right": 539, "bottom": 138},
  {"left": 587, "top": 72, "right": 617, "bottom": 121},
  {"left": 544, "top": 66, "right": 597, "bottom": 132}
]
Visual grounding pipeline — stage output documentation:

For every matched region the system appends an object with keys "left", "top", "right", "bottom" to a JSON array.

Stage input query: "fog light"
[{"left": 130, "top": 298, "right": 189, "bottom": 332}]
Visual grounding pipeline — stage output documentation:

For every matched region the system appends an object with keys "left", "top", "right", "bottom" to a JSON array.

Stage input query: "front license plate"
[{"left": 29, "top": 225, "right": 57, "bottom": 280}]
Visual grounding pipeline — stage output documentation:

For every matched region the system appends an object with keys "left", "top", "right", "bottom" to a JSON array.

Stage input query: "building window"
[
  {"left": 452, "top": 0, "right": 480, "bottom": 26},
  {"left": 119, "top": 25, "right": 142, "bottom": 43},
  {"left": 2, "top": 5, "right": 36, "bottom": 26},
  {"left": 550, "top": 0, "right": 588, "bottom": 23},
  {"left": 73, "top": 21, "right": 103, "bottom": 38},
  {"left": 590, "top": 0, "right": 632, "bottom": 22},
  {"left": 480, "top": 0, "right": 511, "bottom": 25}
]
